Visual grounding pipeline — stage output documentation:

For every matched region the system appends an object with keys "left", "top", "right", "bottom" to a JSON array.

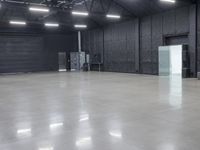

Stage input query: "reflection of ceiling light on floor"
[
  {"left": 159, "top": 143, "right": 175, "bottom": 150},
  {"left": 79, "top": 114, "right": 89, "bottom": 122},
  {"left": 38, "top": 147, "right": 54, "bottom": 150},
  {"left": 76, "top": 137, "right": 92, "bottom": 147},
  {"left": 49, "top": 122, "right": 64, "bottom": 129},
  {"left": 17, "top": 128, "right": 32, "bottom": 137},
  {"left": 109, "top": 131, "right": 122, "bottom": 138},
  {"left": 59, "top": 69, "right": 66, "bottom": 72}
]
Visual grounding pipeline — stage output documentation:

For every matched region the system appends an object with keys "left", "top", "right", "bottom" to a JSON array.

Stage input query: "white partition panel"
[{"left": 159, "top": 45, "right": 182, "bottom": 76}]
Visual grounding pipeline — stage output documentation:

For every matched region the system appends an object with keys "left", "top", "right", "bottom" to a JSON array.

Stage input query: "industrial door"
[
  {"left": 0, "top": 35, "right": 44, "bottom": 73},
  {"left": 58, "top": 52, "right": 67, "bottom": 71}
]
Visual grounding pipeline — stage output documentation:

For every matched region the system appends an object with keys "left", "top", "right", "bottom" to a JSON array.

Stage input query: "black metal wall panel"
[
  {"left": 134, "top": 19, "right": 140, "bottom": 73},
  {"left": 83, "top": 21, "right": 136, "bottom": 72},
  {"left": 151, "top": 14, "right": 163, "bottom": 74},
  {"left": 139, "top": 5, "right": 194, "bottom": 75},
  {"left": 0, "top": 32, "right": 78, "bottom": 73},
  {"left": 189, "top": 5, "right": 197, "bottom": 76},
  {"left": 140, "top": 16, "right": 152, "bottom": 74},
  {"left": 81, "top": 5, "right": 197, "bottom": 76},
  {"left": 44, "top": 33, "right": 78, "bottom": 70},
  {"left": 163, "top": 10, "right": 176, "bottom": 35},
  {"left": 198, "top": 3, "right": 200, "bottom": 72},
  {"left": 176, "top": 6, "right": 190, "bottom": 34},
  {"left": 0, "top": 35, "right": 45, "bottom": 73},
  {"left": 103, "top": 21, "right": 136, "bottom": 73},
  {"left": 82, "top": 29, "right": 104, "bottom": 69}
]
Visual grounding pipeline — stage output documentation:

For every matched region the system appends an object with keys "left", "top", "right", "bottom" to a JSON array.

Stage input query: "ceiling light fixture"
[
  {"left": 72, "top": 11, "right": 89, "bottom": 16},
  {"left": 29, "top": 7, "right": 49, "bottom": 12},
  {"left": 9, "top": 20, "right": 27, "bottom": 25},
  {"left": 160, "top": 0, "right": 175, "bottom": 3},
  {"left": 74, "top": 24, "right": 87, "bottom": 28},
  {"left": 45, "top": 23, "right": 59, "bottom": 27},
  {"left": 106, "top": 14, "right": 121, "bottom": 19}
]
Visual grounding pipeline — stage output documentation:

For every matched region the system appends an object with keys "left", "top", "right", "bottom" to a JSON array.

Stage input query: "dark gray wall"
[
  {"left": 44, "top": 33, "right": 78, "bottom": 71},
  {"left": 197, "top": 3, "right": 200, "bottom": 72},
  {"left": 103, "top": 20, "right": 139, "bottom": 73},
  {"left": 82, "top": 5, "right": 197, "bottom": 77},
  {"left": 82, "top": 20, "right": 139, "bottom": 73},
  {"left": 82, "top": 28, "right": 104, "bottom": 64},
  {"left": 0, "top": 31, "right": 77, "bottom": 73},
  {"left": 140, "top": 5, "right": 196, "bottom": 75},
  {"left": 0, "top": 35, "right": 45, "bottom": 73}
]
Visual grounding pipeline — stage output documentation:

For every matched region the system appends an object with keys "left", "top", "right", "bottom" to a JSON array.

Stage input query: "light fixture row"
[
  {"left": 9, "top": 20, "right": 87, "bottom": 28},
  {"left": 4, "top": 0, "right": 176, "bottom": 29},
  {"left": 29, "top": 7, "right": 121, "bottom": 19}
]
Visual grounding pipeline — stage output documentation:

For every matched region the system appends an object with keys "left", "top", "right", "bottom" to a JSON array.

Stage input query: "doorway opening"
[
  {"left": 58, "top": 52, "right": 67, "bottom": 72},
  {"left": 159, "top": 45, "right": 183, "bottom": 77}
]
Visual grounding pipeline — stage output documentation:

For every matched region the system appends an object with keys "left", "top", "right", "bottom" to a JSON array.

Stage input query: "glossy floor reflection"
[{"left": 0, "top": 72, "right": 200, "bottom": 150}]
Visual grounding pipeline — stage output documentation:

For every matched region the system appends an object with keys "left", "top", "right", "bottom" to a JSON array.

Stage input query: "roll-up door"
[{"left": 0, "top": 35, "right": 45, "bottom": 73}]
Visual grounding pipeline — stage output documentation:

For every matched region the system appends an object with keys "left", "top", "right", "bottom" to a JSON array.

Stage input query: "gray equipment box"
[
  {"left": 70, "top": 52, "right": 86, "bottom": 71},
  {"left": 198, "top": 72, "right": 200, "bottom": 80}
]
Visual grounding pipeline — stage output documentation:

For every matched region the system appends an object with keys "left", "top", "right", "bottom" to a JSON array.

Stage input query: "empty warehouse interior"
[{"left": 0, "top": 0, "right": 200, "bottom": 149}]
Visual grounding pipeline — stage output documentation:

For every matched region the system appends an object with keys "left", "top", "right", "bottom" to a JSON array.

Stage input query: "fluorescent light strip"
[
  {"left": 72, "top": 11, "right": 89, "bottom": 16},
  {"left": 160, "top": 0, "right": 175, "bottom": 3},
  {"left": 106, "top": 14, "right": 121, "bottom": 19},
  {"left": 45, "top": 23, "right": 59, "bottom": 27},
  {"left": 9, "top": 21, "right": 26, "bottom": 25},
  {"left": 29, "top": 7, "right": 49, "bottom": 12},
  {"left": 74, "top": 24, "right": 87, "bottom": 28}
]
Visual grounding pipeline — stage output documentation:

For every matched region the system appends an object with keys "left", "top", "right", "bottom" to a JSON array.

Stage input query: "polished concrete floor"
[{"left": 0, "top": 72, "right": 200, "bottom": 150}]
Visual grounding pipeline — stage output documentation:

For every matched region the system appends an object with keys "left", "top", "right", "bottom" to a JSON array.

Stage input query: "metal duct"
[{"left": 78, "top": 31, "right": 81, "bottom": 52}]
